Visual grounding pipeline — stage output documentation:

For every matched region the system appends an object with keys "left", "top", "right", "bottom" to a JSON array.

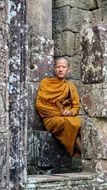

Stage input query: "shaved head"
[{"left": 54, "top": 57, "right": 70, "bottom": 67}]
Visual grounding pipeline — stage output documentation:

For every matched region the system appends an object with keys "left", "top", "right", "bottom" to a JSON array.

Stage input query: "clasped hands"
[{"left": 61, "top": 109, "right": 73, "bottom": 116}]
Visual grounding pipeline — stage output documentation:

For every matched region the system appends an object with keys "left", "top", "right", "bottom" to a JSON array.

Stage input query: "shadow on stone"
[{"left": 27, "top": 130, "right": 82, "bottom": 174}]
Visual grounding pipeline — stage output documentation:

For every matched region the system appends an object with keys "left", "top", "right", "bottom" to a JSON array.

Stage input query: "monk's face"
[{"left": 54, "top": 59, "right": 71, "bottom": 79}]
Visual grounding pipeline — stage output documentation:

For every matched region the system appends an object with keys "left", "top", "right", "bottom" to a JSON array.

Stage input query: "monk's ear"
[
  {"left": 54, "top": 67, "right": 56, "bottom": 73},
  {"left": 68, "top": 67, "right": 71, "bottom": 73}
]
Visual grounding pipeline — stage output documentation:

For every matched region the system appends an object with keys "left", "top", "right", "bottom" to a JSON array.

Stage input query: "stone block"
[
  {"left": 53, "top": 7, "right": 92, "bottom": 33},
  {"left": 54, "top": 31, "right": 75, "bottom": 56},
  {"left": 82, "top": 117, "right": 107, "bottom": 159},
  {"left": 27, "top": 82, "right": 45, "bottom": 131},
  {"left": 82, "top": 159, "right": 98, "bottom": 172},
  {"left": 80, "top": 25, "right": 107, "bottom": 84},
  {"left": 27, "top": 130, "right": 73, "bottom": 174},
  {"left": 81, "top": 83, "right": 107, "bottom": 117},
  {"left": 28, "top": 36, "right": 54, "bottom": 82},
  {"left": 96, "top": 0, "right": 107, "bottom": 8},
  {"left": 27, "top": 0, "right": 52, "bottom": 38},
  {"left": 83, "top": 159, "right": 107, "bottom": 175},
  {"left": 92, "top": 8, "right": 107, "bottom": 26},
  {"left": 53, "top": 6, "right": 71, "bottom": 34},
  {"left": 69, "top": 56, "right": 81, "bottom": 80},
  {"left": 74, "top": 33, "right": 81, "bottom": 55},
  {"left": 53, "top": 0, "right": 97, "bottom": 10}
]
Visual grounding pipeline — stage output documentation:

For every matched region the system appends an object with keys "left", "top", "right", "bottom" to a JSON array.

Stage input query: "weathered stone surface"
[
  {"left": 0, "top": 133, "right": 8, "bottom": 188},
  {"left": 82, "top": 159, "right": 98, "bottom": 172},
  {"left": 92, "top": 8, "right": 107, "bottom": 26},
  {"left": 53, "top": 0, "right": 97, "bottom": 10},
  {"left": 0, "top": 0, "right": 9, "bottom": 189},
  {"left": 96, "top": 0, "right": 107, "bottom": 8},
  {"left": 27, "top": 131, "right": 73, "bottom": 174},
  {"left": 82, "top": 117, "right": 107, "bottom": 160},
  {"left": 27, "top": 172, "right": 107, "bottom": 190},
  {"left": 81, "top": 25, "right": 107, "bottom": 84},
  {"left": 83, "top": 159, "right": 107, "bottom": 177},
  {"left": 28, "top": 35, "right": 54, "bottom": 82},
  {"left": 8, "top": 0, "right": 28, "bottom": 189},
  {"left": 0, "top": 89, "right": 6, "bottom": 132},
  {"left": 74, "top": 33, "right": 81, "bottom": 55},
  {"left": 53, "top": 7, "right": 92, "bottom": 33},
  {"left": 53, "top": 6, "right": 71, "bottom": 34},
  {"left": 69, "top": 56, "right": 81, "bottom": 80},
  {"left": 54, "top": 31, "right": 75, "bottom": 56},
  {"left": 27, "top": 0, "right": 52, "bottom": 38},
  {"left": 81, "top": 83, "right": 107, "bottom": 117},
  {"left": 27, "top": 82, "right": 44, "bottom": 131}
]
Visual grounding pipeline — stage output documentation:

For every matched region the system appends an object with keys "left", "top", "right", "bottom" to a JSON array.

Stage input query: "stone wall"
[{"left": 0, "top": 0, "right": 107, "bottom": 189}]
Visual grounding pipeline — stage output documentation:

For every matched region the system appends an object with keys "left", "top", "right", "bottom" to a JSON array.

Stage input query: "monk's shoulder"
[
  {"left": 67, "top": 80, "right": 77, "bottom": 89},
  {"left": 40, "top": 77, "right": 53, "bottom": 85}
]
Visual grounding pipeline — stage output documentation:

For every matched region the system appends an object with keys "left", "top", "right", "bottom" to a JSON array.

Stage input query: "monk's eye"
[
  {"left": 62, "top": 66, "right": 67, "bottom": 68},
  {"left": 56, "top": 66, "right": 60, "bottom": 69}
]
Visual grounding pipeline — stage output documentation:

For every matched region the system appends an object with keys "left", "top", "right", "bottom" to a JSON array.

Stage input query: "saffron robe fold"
[{"left": 36, "top": 77, "right": 81, "bottom": 156}]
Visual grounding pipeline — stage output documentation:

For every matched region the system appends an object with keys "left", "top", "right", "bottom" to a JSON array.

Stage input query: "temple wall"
[{"left": 0, "top": 0, "right": 107, "bottom": 189}]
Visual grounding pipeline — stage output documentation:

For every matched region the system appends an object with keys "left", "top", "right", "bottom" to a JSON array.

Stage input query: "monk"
[{"left": 35, "top": 57, "right": 81, "bottom": 157}]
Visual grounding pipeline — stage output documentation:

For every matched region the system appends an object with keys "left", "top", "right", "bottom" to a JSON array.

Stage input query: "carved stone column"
[{"left": 8, "top": 0, "right": 27, "bottom": 189}]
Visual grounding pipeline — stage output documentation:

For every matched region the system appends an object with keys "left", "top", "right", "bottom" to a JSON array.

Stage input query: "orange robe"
[{"left": 36, "top": 77, "right": 81, "bottom": 156}]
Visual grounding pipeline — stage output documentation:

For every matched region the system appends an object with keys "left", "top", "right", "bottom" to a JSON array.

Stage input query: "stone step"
[{"left": 26, "top": 172, "right": 107, "bottom": 190}]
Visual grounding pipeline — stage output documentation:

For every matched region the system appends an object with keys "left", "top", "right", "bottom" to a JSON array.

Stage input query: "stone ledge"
[{"left": 26, "top": 172, "right": 100, "bottom": 190}]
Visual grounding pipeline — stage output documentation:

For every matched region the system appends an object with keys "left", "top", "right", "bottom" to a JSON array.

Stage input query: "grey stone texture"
[
  {"left": 80, "top": 26, "right": 107, "bottom": 177},
  {"left": 27, "top": 172, "right": 107, "bottom": 190},
  {"left": 27, "top": 0, "right": 52, "bottom": 38},
  {"left": 53, "top": 0, "right": 97, "bottom": 10},
  {"left": 92, "top": 8, "right": 107, "bottom": 26},
  {"left": 69, "top": 56, "right": 81, "bottom": 80},
  {"left": 8, "top": 0, "right": 28, "bottom": 189},
  {"left": 53, "top": 7, "right": 92, "bottom": 33},
  {"left": 28, "top": 35, "right": 54, "bottom": 82},
  {"left": 96, "top": 0, "right": 107, "bottom": 8},
  {"left": 54, "top": 32, "right": 81, "bottom": 57},
  {"left": 0, "top": 0, "right": 9, "bottom": 189},
  {"left": 81, "top": 25, "right": 107, "bottom": 84},
  {"left": 81, "top": 83, "right": 107, "bottom": 117},
  {"left": 54, "top": 31, "right": 75, "bottom": 56},
  {"left": 82, "top": 118, "right": 107, "bottom": 160}
]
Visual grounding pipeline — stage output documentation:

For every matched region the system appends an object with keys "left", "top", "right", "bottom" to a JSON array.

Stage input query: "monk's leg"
[{"left": 75, "top": 136, "right": 81, "bottom": 152}]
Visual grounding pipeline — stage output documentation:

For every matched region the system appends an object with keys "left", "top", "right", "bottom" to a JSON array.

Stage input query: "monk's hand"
[{"left": 61, "top": 110, "right": 72, "bottom": 116}]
